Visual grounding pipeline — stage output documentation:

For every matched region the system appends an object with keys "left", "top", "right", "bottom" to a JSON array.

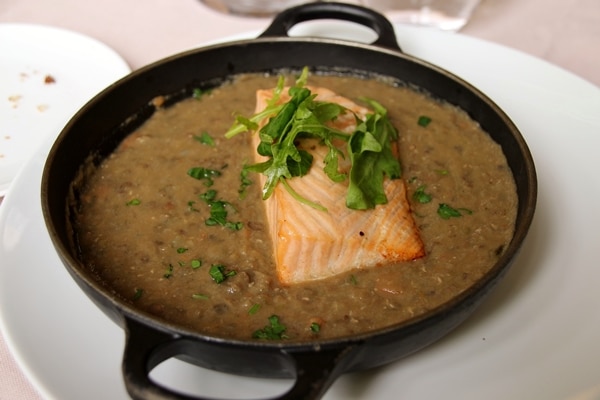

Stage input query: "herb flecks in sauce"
[
  {"left": 418, "top": 115, "right": 432, "bottom": 127},
  {"left": 192, "top": 88, "right": 210, "bottom": 100},
  {"left": 437, "top": 203, "right": 473, "bottom": 219},
  {"left": 187, "top": 200, "right": 200, "bottom": 212},
  {"left": 310, "top": 322, "right": 321, "bottom": 333},
  {"left": 205, "top": 201, "right": 241, "bottom": 230},
  {"left": 248, "top": 303, "right": 261, "bottom": 315},
  {"left": 126, "top": 198, "right": 141, "bottom": 206},
  {"left": 187, "top": 167, "right": 221, "bottom": 187},
  {"left": 133, "top": 288, "right": 143, "bottom": 301},
  {"left": 199, "top": 190, "right": 243, "bottom": 231},
  {"left": 238, "top": 167, "right": 253, "bottom": 199},
  {"left": 163, "top": 264, "right": 174, "bottom": 279},
  {"left": 413, "top": 185, "right": 432, "bottom": 204},
  {"left": 194, "top": 131, "right": 215, "bottom": 146},
  {"left": 209, "top": 264, "right": 236, "bottom": 284},
  {"left": 252, "top": 315, "right": 288, "bottom": 340}
]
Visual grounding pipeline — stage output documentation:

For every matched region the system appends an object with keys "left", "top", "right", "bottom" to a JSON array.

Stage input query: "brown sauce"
[{"left": 72, "top": 72, "right": 517, "bottom": 341}]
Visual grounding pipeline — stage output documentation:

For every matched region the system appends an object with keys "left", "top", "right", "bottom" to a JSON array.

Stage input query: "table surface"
[{"left": 1, "top": 0, "right": 599, "bottom": 398}]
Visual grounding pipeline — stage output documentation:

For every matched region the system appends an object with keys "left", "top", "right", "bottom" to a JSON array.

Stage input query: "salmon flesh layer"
[{"left": 253, "top": 86, "right": 425, "bottom": 285}]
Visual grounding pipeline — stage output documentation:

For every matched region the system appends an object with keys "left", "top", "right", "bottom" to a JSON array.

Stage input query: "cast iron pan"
[{"left": 41, "top": 2, "right": 537, "bottom": 399}]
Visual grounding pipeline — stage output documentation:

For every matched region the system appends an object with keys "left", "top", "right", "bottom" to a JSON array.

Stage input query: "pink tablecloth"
[{"left": 1, "top": 0, "right": 599, "bottom": 398}]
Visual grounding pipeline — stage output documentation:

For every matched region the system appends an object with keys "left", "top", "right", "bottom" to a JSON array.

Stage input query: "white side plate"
[{"left": 0, "top": 23, "right": 130, "bottom": 195}]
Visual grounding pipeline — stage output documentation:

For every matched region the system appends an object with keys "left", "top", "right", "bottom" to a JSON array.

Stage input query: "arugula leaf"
[
  {"left": 224, "top": 75, "right": 288, "bottom": 140},
  {"left": 346, "top": 99, "right": 401, "bottom": 209},
  {"left": 259, "top": 88, "right": 312, "bottom": 145},
  {"left": 226, "top": 67, "right": 402, "bottom": 211}
]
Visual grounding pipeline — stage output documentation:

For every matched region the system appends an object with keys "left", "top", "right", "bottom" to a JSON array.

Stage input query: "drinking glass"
[
  {"left": 200, "top": 0, "right": 315, "bottom": 17},
  {"left": 361, "top": 0, "right": 481, "bottom": 31}
]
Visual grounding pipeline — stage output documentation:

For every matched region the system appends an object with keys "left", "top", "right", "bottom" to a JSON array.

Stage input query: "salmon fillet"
[{"left": 253, "top": 86, "right": 425, "bottom": 285}]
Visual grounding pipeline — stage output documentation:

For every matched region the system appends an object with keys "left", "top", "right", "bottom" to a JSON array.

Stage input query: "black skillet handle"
[
  {"left": 122, "top": 317, "right": 360, "bottom": 400},
  {"left": 260, "top": 1, "right": 402, "bottom": 52}
]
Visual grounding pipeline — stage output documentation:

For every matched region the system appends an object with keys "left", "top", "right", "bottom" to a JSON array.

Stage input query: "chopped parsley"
[
  {"left": 190, "top": 259, "right": 202, "bottom": 269},
  {"left": 413, "top": 185, "right": 432, "bottom": 204},
  {"left": 176, "top": 247, "right": 188, "bottom": 254},
  {"left": 188, "top": 200, "right": 200, "bottom": 212},
  {"left": 192, "top": 88, "right": 210, "bottom": 99},
  {"left": 187, "top": 167, "right": 221, "bottom": 187},
  {"left": 248, "top": 303, "right": 261, "bottom": 315},
  {"left": 163, "top": 264, "right": 174, "bottom": 279},
  {"left": 417, "top": 115, "right": 432, "bottom": 127},
  {"left": 437, "top": 203, "right": 473, "bottom": 219},
  {"left": 252, "top": 315, "right": 288, "bottom": 340},
  {"left": 199, "top": 190, "right": 243, "bottom": 231},
  {"left": 191, "top": 293, "right": 209, "bottom": 300},
  {"left": 194, "top": 131, "right": 215, "bottom": 146},
  {"left": 133, "top": 288, "right": 143, "bottom": 301},
  {"left": 126, "top": 198, "right": 141, "bottom": 206},
  {"left": 205, "top": 200, "right": 242, "bottom": 230},
  {"left": 310, "top": 322, "right": 321, "bottom": 333},
  {"left": 238, "top": 167, "right": 253, "bottom": 199},
  {"left": 199, "top": 189, "right": 217, "bottom": 202},
  {"left": 209, "top": 264, "right": 236, "bottom": 283}
]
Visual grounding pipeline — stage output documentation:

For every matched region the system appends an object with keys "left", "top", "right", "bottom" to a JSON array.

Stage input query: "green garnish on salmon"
[{"left": 225, "top": 67, "right": 401, "bottom": 211}]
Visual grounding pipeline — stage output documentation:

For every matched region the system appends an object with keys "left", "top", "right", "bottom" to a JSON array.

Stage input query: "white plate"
[
  {"left": 0, "top": 23, "right": 130, "bottom": 196},
  {"left": 2, "top": 24, "right": 600, "bottom": 400}
]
